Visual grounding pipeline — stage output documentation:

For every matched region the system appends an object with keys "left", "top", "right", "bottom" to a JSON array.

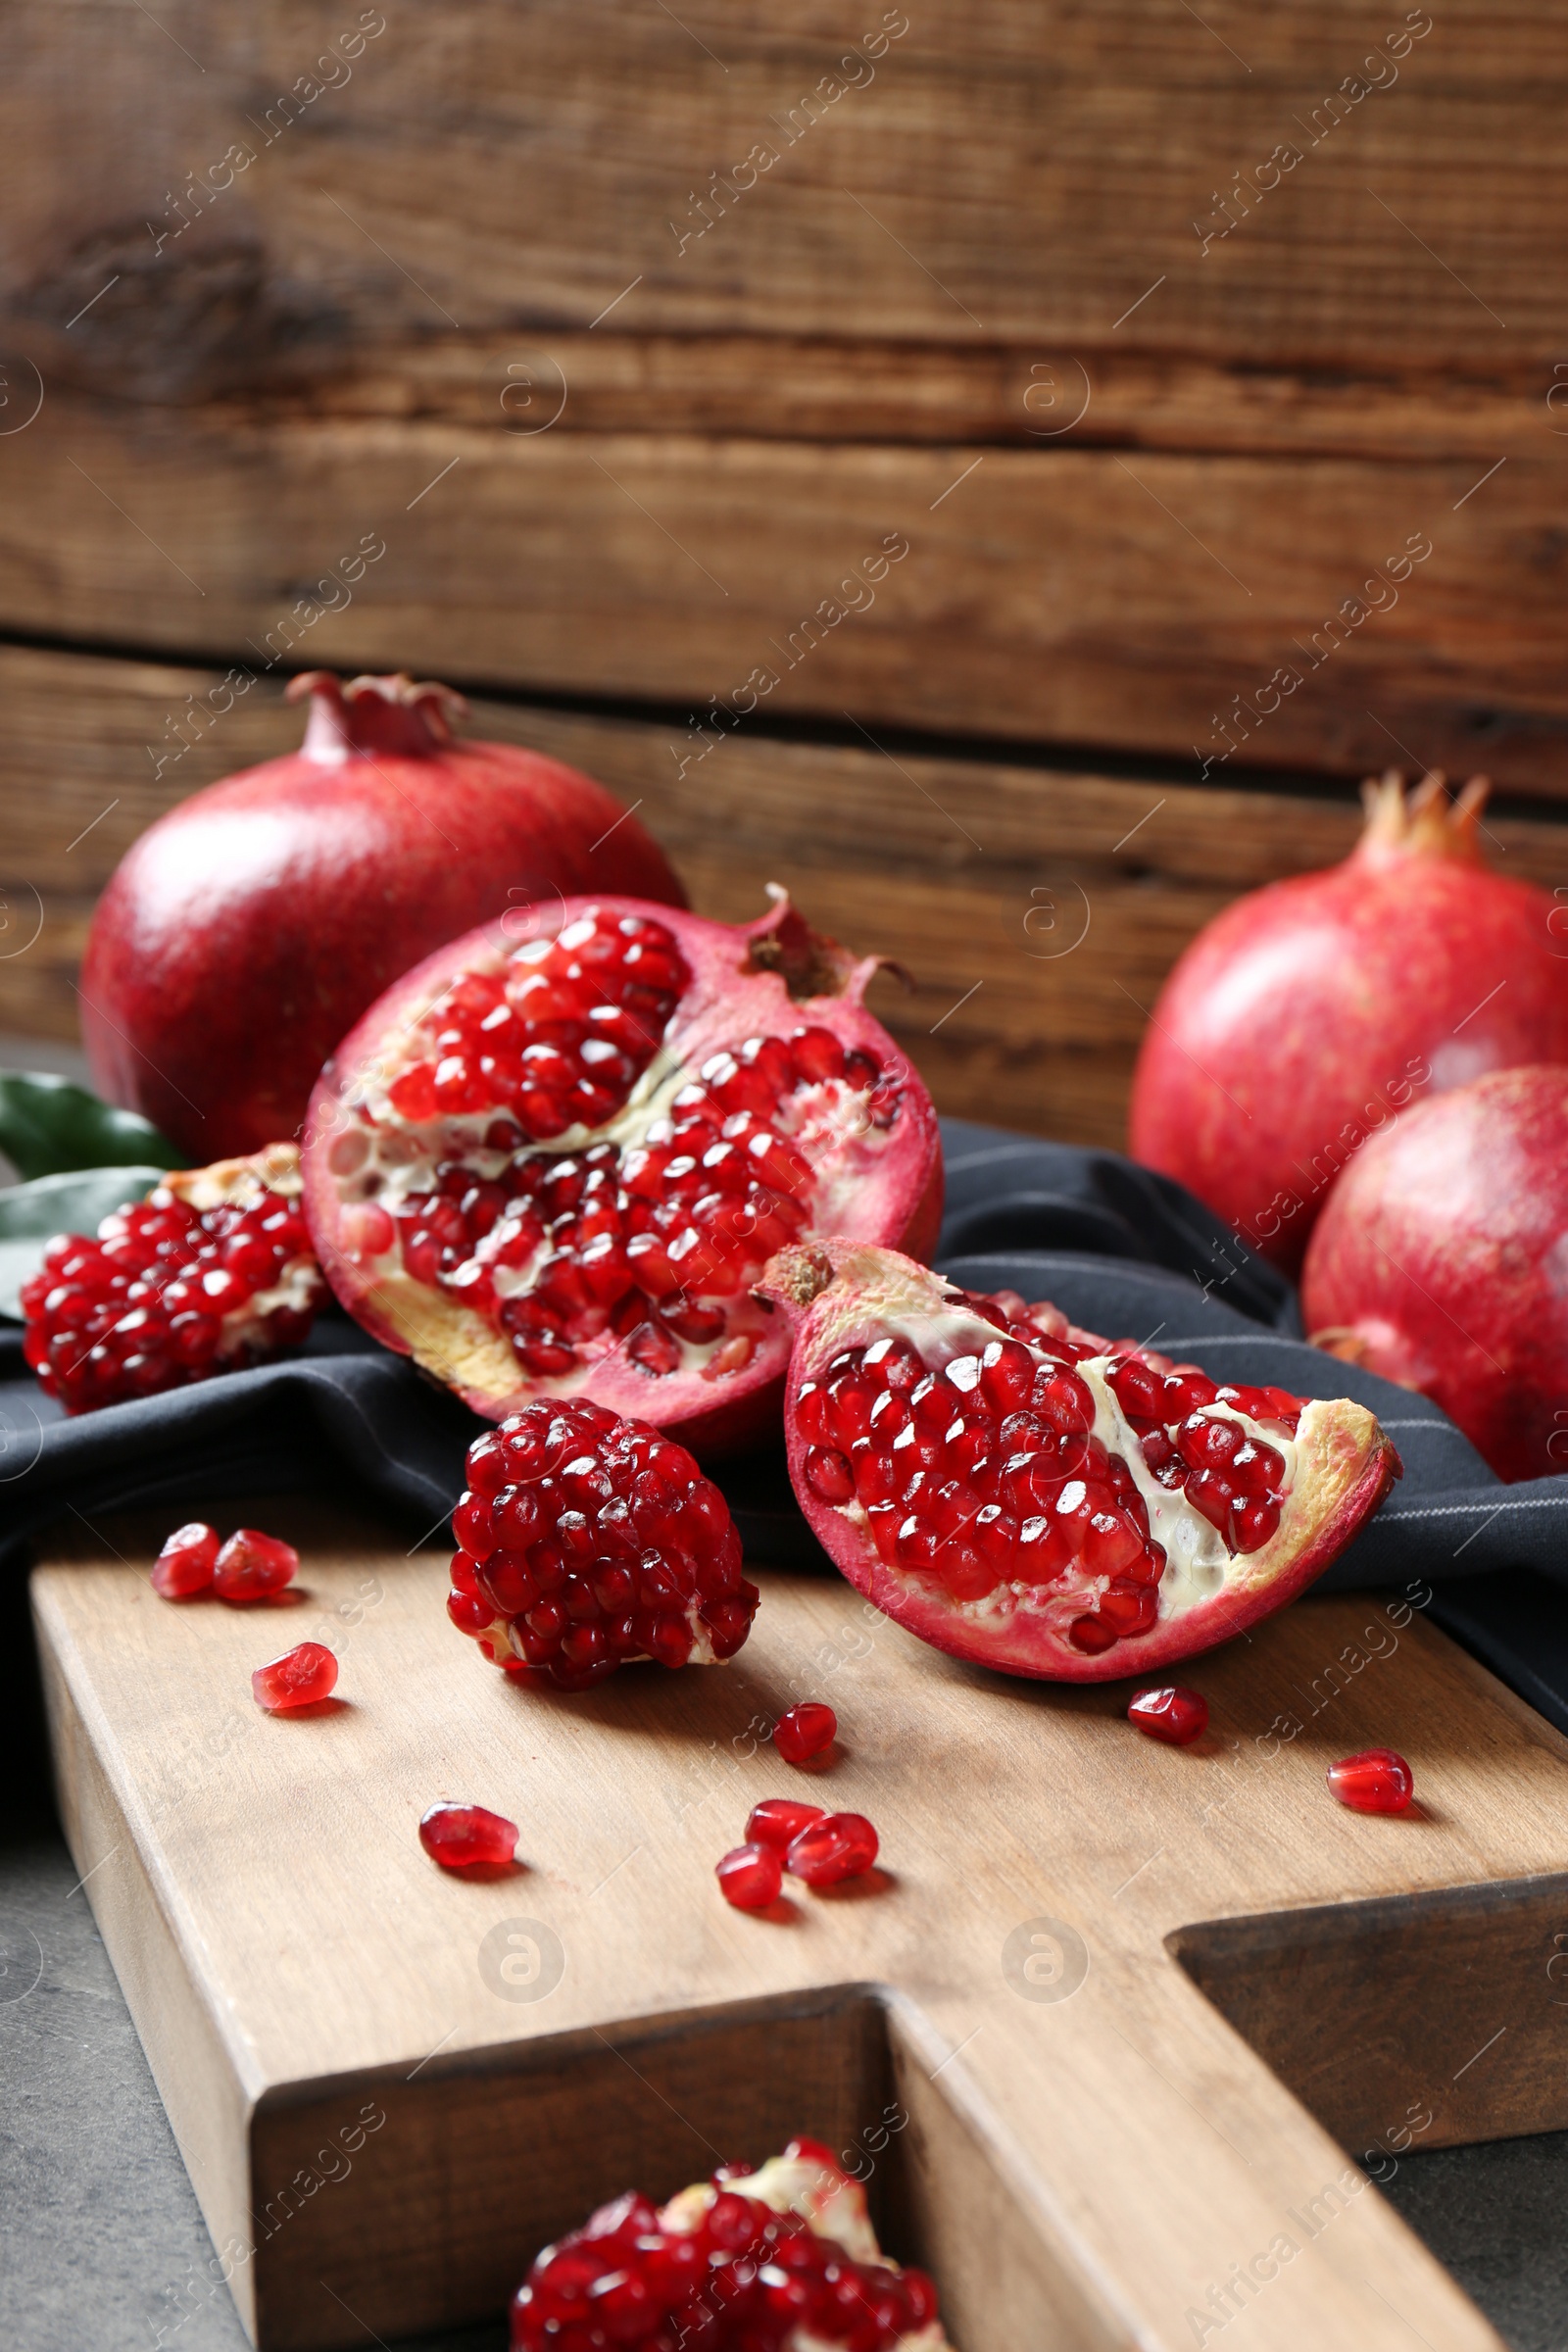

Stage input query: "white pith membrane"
[
  {"left": 321, "top": 925, "right": 906, "bottom": 1395},
  {"left": 630, "top": 2148, "right": 953, "bottom": 2352},
  {"left": 819, "top": 1298, "right": 1302, "bottom": 1634}
]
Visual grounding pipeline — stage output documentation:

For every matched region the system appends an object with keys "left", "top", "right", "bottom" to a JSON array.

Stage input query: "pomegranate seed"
[
  {"left": 152, "top": 1521, "right": 220, "bottom": 1599},
  {"left": 251, "top": 1642, "right": 338, "bottom": 1712},
  {"left": 785, "top": 1812, "right": 879, "bottom": 1886},
  {"left": 418, "top": 1800, "right": 518, "bottom": 1869},
  {"left": 1128, "top": 1686, "right": 1208, "bottom": 1744},
  {"left": 212, "top": 1528, "right": 299, "bottom": 1602},
  {"left": 773, "top": 1702, "right": 837, "bottom": 1765},
  {"left": 746, "top": 1798, "right": 825, "bottom": 1849},
  {"left": 715, "top": 1842, "right": 783, "bottom": 1910},
  {"left": 1327, "top": 1748, "right": 1414, "bottom": 1814}
]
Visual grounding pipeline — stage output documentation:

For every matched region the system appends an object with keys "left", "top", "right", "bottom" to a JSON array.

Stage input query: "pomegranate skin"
[
  {"left": 1302, "top": 1065, "right": 1568, "bottom": 1483},
  {"left": 81, "top": 672, "right": 685, "bottom": 1160},
  {"left": 302, "top": 894, "right": 943, "bottom": 1459},
  {"left": 1129, "top": 772, "right": 1568, "bottom": 1274},
  {"left": 762, "top": 1240, "right": 1400, "bottom": 1683}
]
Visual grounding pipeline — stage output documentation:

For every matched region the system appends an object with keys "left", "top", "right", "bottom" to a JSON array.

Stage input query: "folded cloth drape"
[{"left": 5, "top": 1117, "right": 1565, "bottom": 1732}]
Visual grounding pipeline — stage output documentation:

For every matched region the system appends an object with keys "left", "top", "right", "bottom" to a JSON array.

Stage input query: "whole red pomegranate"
[
  {"left": 80, "top": 672, "right": 685, "bottom": 1161},
  {"left": 762, "top": 1240, "right": 1399, "bottom": 1681},
  {"left": 1129, "top": 771, "right": 1568, "bottom": 1274},
  {"left": 1302, "top": 1065, "right": 1568, "bottom": 1482},
  {"left": 301, "top": 891, "right": 942, "bottom": 1457}
]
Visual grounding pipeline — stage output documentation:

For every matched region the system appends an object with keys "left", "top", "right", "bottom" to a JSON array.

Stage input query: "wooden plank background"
[{"left": 2, "top": 1, "right": 1566, "bottom": 1146}]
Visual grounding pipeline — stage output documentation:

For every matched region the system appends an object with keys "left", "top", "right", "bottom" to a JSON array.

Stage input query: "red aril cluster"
[
  {"left": 797, "top": 1309, "right": 1301, "bottom": 1658},
  {"left": 252, "top": 1642, "right": 338, "bottom": 1711},
  {"left": 343, "top": 914, "right": 898, "bottom": 1382},
  {"left": 765, "top": 1242, "right": 1401, "bottom": 1684},
  {"left": 21, "top": 1148, "right": 322, "bottom": 1415},
  {"left": 448, "top": 1397, "right": 759, "bottom": 1690},
  {"left": 151, "top": 1519, "right": 298, "bottom": 1603},
  {"left": 511, "top": 2143, "right": 946, "bottom": 2352},
  {"left": 717, "top": 1801, "right": 878, "bottom": 1909},
  {"left": 304, "top": 894, "right": 942, "bottom": 1456}
]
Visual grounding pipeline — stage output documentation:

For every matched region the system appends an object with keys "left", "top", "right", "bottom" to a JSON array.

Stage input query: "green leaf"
[
  {"left": 0, "top": 1071, "right": 184, "bottom": 1182},
  {"left": 0, "top": 1165, "right": 167, "bottom": 1319}
]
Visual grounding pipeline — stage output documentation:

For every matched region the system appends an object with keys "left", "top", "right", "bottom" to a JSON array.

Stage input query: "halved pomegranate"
[
  {"left": 20, "top": 1145, "right": 324, "bottom": 1414},
  {"left": 302, "top": 892, "right": 941, "bottom": 1455},
  {"left": 760, "top": 1242, "right": 1400, "bottom": 1682},
  {"left": 512, "top": 2139, "right": 952, "bottom": 2350}
]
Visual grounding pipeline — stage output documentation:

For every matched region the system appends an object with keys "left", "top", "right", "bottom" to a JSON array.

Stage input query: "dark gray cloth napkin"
[{"left": 4, "top": 1117, "right": 1565, "bottom": 1733}]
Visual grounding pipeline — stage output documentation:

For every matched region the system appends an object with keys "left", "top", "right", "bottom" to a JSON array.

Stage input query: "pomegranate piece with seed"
[
  {"left": 1327, "top": 1748, "right": 1414, "bottom": 1814},
  {"left": 252, "top": 1642, "right": 338, "bottom": 1712},
  {"left": 446, "top": 1396, "right": 760, "bottom": 1689},
  {"left": 152, "top": 1521, "right": 220, "bottom": 1599},
  {"left": 786, "top": 1812, "right": 879, "bottom": 1886},
  {"left": 747, "top": 1797, "right": 826, "bottom": 1849},
  {"left": 213, "top": 1528, "right": 299, "bottom": 1602},
  {"left": 419, "top": 1799, "right": 519, "bottom": 1869},
  {"left": 301, "top": 891, "right": 942, "bottom": 1459},
  {"left": 716, "top": 1841, "right": 783, "bottom": 1910},
  {"left": 774, "top": 1700, "right": 836, "bottom": 1765},
  {"left": 760, "top": 1240, "right": 1402, "bottom": 1684},
  {"left": 1128, "top": 1686, "right": 1209, "bottom": 1744},
  {"left": 20, "top": 1144, "right": 324, "bottom": 1417},
  {"left": 511, "top": 2140, "right": 952, "bottom": 2351}
]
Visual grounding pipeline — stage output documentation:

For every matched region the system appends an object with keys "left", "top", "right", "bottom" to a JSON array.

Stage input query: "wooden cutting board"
[{"left": 32, "top": 1497, "right": 1568, "bottom": 2352}]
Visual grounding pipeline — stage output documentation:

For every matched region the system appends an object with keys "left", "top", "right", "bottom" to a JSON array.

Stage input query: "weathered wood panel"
[
  {"left": 6, "top": 646, "right": 1567, "bottom": 1148},
  {"left": 2, "top": 2, "right": 1561, "bottom": 380},
  {"left": 3, "top": 395, "right": 1567, "bottom": 789}
]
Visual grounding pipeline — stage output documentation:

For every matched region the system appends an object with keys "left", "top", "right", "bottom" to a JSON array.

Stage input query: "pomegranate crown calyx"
[
  {"left": 286, "top": 670, "right": 469, "bottom": 766},
  {"left": 1354, "top": 767, "right": 1492, "bottom": 871}
]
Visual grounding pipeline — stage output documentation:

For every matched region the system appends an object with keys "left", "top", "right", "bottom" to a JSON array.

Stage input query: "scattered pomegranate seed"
[
  {"left": 20, "top": 1150, "right": 322, "bottom": 1416},
  {"left": 510, "top": 2142, "right": 943, "bottom": 2351},
  {"left": 212, "top": 1528, "right": 299, "bottom": 1602},
  {"left": 251, "top": 1642, "right": 338, "bottom": 1712},
  {"left": 715, "top": 1842, "right": 783, "bottom": 1911},
  {"left": 1327, "top": 1748, "right": 1414, "bottom": 1814},
  {"left": 447, "top": 1397, "right": 759, "bottom": 1688},
  {"left": 1128, "top": 1686, "right": 1208, "bottom": 1745},
  {"left": 746, "top": 1797, "right": 825, "bottom": 1850},
  {"left": 152, "top": 1521, "right": 220, "bottom": 1600},
  {"left": 785, "top": 1812, "right": 879, "bottom": 1886},
  {"left": 773, "top": 1701, "right": 836, "bottom": 1765},
  {"left": 418, "top": 1800, "right": 519, "bottom": 1870}
]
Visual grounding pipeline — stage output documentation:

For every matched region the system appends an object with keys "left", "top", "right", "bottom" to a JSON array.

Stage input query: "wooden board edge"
[{"left": 30, "top": 1571, "right": 265, "bottom": 2341}]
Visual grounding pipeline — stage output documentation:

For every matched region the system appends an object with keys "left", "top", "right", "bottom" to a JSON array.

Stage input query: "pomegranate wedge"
[
  {"left": 303, "top": 892, "right": 941, "bottom": 1456},
  {"left": 760, "top": 1242, "right": 1401, "bottom": 1682},
  {"left": 21, "top": 1145, "right": 324, "bottom": 1414},
  {"left": 512, "top": 2139, "right": 952, "bottom": 2351}
]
